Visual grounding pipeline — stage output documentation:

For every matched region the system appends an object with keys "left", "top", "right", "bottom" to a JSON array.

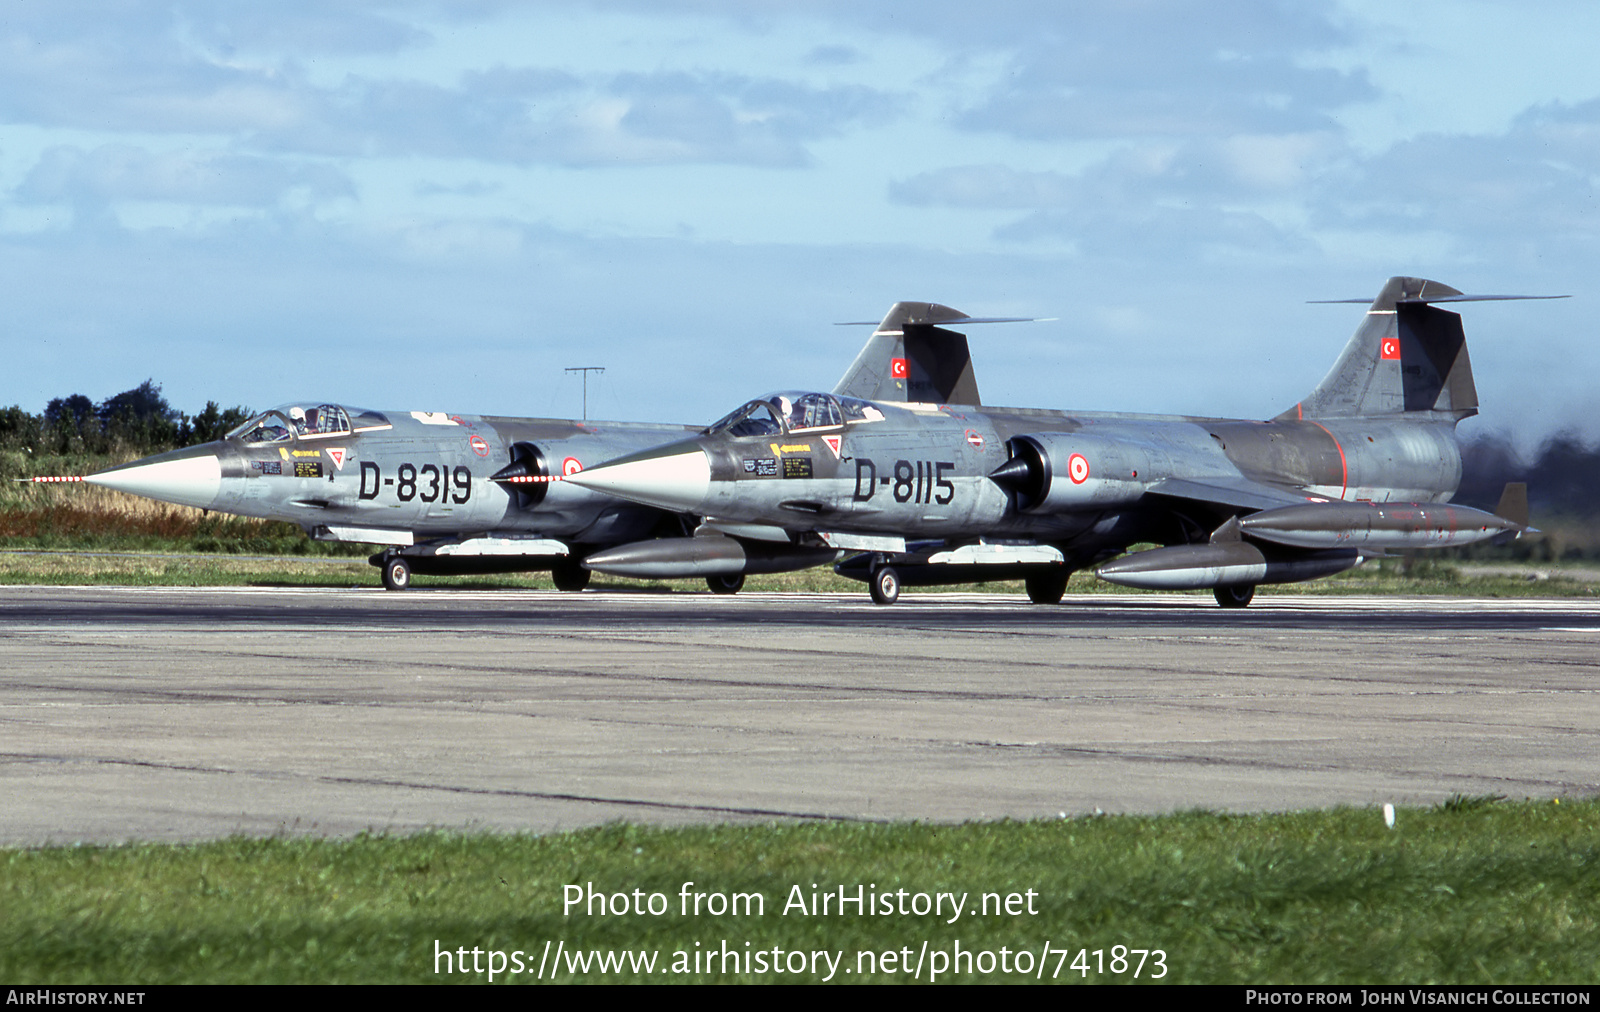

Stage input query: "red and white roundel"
[
  {"left": 469, "top": 435, "right": 490, "bottom": 457},
  {"left": 965, "top": 429, "right": 984, "bottom": 449},
  {"left": 1068, "top": 452, "right": 1090, "bottom": 484},
  {"left": 562, "top": 456, "right": 584, "bottom": 476}
]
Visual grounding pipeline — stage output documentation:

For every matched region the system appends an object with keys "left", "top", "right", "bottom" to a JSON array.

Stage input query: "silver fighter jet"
[
  {"left": 75, "top": 303, "right": 1014, "bottom": 592},
  {"left": 565, "top": 277, "right": 1546, "bottom": 606}
]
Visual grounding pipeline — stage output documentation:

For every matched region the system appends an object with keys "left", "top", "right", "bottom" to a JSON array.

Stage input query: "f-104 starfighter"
[
  {"left": 67, "top": 300, "right": 1021, "bottom": 592},
  {"left": 566, "top": 277, "right": 1543, "bottom": 606}
]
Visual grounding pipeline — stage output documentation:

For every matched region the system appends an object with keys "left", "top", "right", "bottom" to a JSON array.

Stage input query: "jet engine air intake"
[
  {"left": 988, "top": 437, "right": 1050, "bottom": 510},
  {"left": 491, "top": 442, "right": 551, "bottom": 509},
  {"left": 989, "top": 433, "right": 1164, "bottom": 513}
]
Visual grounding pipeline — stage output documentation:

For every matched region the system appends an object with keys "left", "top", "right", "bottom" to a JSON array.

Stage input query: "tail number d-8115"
[
  {"left": 851, "top": 459, "right": 955, "bottom": 505},
  {"left": 894, "top": 459, "right": 954, "bottom": 505}
]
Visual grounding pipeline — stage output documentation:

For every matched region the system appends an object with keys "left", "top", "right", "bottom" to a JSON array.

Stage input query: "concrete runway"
[{"left": 2, "top": 585, "right": 1598, "bottom": 844}]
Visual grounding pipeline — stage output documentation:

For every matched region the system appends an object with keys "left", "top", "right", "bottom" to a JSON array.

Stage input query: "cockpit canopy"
[
  {"left": 704, "top": 391, "right": 883, "bottom": 438},
  {"left": 227, "top": 404, "right": 390, "bottom": 445}
]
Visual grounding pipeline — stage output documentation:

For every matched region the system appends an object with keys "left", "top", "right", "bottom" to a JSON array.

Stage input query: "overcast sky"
[{"left": 2, "top": 1, "right": 1596, "bottom": 451}]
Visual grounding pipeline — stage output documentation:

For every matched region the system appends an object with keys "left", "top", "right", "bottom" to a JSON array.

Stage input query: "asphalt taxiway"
[{"left": 2, "top": 585, "right": 1597, "bottom": 843}]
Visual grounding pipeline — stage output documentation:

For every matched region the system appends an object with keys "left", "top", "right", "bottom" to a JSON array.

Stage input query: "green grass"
[{"left": 3, "top": 800, "right": 1596, "bottom": 984}]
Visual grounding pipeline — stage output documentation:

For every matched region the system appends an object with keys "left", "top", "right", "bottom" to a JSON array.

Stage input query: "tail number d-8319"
[{"left": 359, "top": 462, "right": 472, "bottom": 503}]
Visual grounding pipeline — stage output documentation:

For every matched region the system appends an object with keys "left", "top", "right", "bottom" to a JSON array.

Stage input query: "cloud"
[
  {"left": 1310, "top": 99, "right": 1600, "bottom": 253},
  {"left": 176, "top": 0, "right": 430, "bottom": 56},
  {"left": 896, "top": 133, "right": 1344, "bottom": 208},
  {"left": 891, "top": 139, "right": 1336, "bottom": 257},
  {"left": 0, "top": 2, "right": 437, "bottom": 134},
  {"left": 2, "top": 1, "right": 428, "bottom": 56},
  {"left": 0, "top": 11, "right": 901, "bottom": 170},
  {"left": 955, "top": 24, "right": 1373, "bottom": 141},
  {"left": 0, "top": 2, "right": 1360, "bottom": 170},
  {"left": 804, "top": 44, "right": 862, "bottom": 66},
  {"left": 15, "top": 145, "right": 356, "bottom": 207},
  {"left": 958, "top": 72, "right": 1368, "bottom": 141},
  {"left": 574, "top": 0, "right": 1372, "bottom": 139},
  {"left": 604, "top": 72, "right": 899, "bottom": 166},
  {"left": 891, "top": 164, "right": 1077, "bottom": 209},
  {"left": 997, "top": 204, "right": 1309, "bottom": 259},
  {"left": 246, "top": 68, "right": 899, "bottom": 168}
]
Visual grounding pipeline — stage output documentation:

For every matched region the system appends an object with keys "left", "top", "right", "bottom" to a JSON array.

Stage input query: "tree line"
[
  {"left": 1456, "top": 430, "right": 1600, "bottom": 521},
  {"left": 0, "top": 380, "right": 251, "bottom": 457}
]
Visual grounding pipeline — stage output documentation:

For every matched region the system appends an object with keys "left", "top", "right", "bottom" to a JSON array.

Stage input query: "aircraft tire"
[
  {"left": 552, "top": 558, "right": 591, "bottom": 592},
  {"left": 381, "top": 555, "right": 412, "bottom": 592},
  {"left": 706, "top": 574, "right": 745, "bottom": 595},
  {"left": 869, "top": 566, "right": 901, "bottom": 605},
  {"left": 1214, "top": 584, "right": 1255, "bottom": 609},
  {"left": 1025, "top": 570, "right": 1069, "bottom": 605}
]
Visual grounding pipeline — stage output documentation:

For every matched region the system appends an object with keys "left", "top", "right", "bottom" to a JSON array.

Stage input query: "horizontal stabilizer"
[
  {"left": 835, "top": 311, "right": 1040, "bottom": 327},
  {"left": 1310, "top": 294, "right": 1568, "bottom": 304}
]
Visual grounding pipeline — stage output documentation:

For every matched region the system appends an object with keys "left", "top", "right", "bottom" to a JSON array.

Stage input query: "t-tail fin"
[
  {"left": 832, "top": 304, "right": 1035, "bottom": 406},
  {"left": 833, "top": 302, "right": 982, "bottom": 405},
  {"left": 1283, "top": 277, "right": 1565, "bottom": 422},
  {"left": 1285, "top": 277, "right": 1478, "bottom": 421}
]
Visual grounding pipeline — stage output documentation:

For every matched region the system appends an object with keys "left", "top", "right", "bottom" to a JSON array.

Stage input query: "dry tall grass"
[
  {"left": 0, "top": 483, "right": 230, "bottom": 538},
  {"left": 1, "top": 479, "right": 282, "bottom": 540}
]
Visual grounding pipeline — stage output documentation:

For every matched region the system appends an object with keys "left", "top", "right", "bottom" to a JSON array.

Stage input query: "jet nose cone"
[
  {"left": 563, "top": 442, "right": 711, "bottom": 512},
  {"left": 85, "top": 445, "right": 223, "bottom": 510}
]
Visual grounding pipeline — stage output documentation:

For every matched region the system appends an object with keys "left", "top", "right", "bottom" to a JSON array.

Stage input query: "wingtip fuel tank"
[
  {"left": 582, "top": 533, "right": 837, "bottom": 579},
  {"left": 1093, "top": 542, "right": 1364, "bottom": 591},
  {"left": 1237, "top": 501, "right": 1526, "bottom": 550}
]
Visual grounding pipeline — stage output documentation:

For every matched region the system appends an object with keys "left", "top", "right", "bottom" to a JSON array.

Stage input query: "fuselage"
[
  {"left": 568, "top": 392, "right": 1464, "bottom": 556},
  {"left": 87, "top": 403, "right": 699, "bottom": 546}
]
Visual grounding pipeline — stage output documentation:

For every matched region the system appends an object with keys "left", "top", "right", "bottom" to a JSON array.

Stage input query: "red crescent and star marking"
[
  {"left": 1380, "top": 336, "right": 1401, "bottom": 360},
  {"left": 890, "top": 357, "right": 909, "bottom": 379}
]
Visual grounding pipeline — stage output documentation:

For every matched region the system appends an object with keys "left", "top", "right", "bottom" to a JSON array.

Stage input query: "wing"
[{"left": 1144, "top": 475, "right": 1325, "bottom": 512}]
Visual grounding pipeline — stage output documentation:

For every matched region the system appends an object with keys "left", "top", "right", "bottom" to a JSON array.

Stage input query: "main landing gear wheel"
[
  {"left": 869, "top": 565, "right": 901, "bottom": 605},
  {"left": 1025, "top": 570, "right": 1069, "bottom": 605},
  {"left": 380, "top": 555, "right": 412, "bottom": 592},
  {"left": 551, "top": 558, "right": 591, "bottom": 592},
  {"left": 1214, "top": 584, "right": 1256, "bottom": 609},
  {"left": 706, "top": 573, "right": 745, "bottom": 595}
]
